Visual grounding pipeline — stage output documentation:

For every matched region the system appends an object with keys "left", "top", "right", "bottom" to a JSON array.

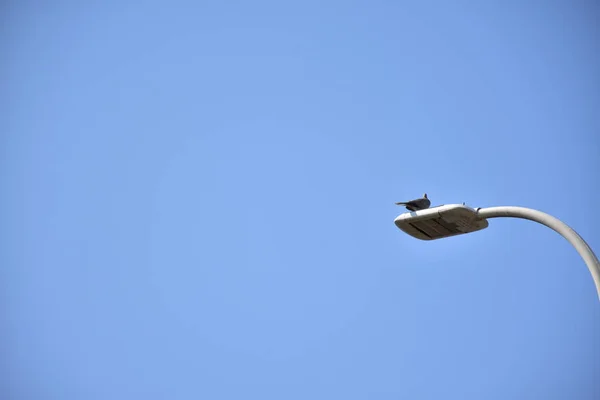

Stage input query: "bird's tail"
[{"left": 395, "top": 202, "right": 408, "bottom": 205}]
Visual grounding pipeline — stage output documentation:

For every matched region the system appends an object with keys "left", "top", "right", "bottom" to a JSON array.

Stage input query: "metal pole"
[{"left": 477, "top": 206, "right": 600, "bottom": 301}]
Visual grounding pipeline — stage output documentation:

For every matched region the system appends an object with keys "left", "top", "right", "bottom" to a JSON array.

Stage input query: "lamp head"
[{"left": 394, "top": 204, "right": 488, "bottom": 241}]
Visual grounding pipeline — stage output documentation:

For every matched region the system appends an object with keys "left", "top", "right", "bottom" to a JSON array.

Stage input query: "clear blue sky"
[{"left": 2, "top": 2, "right": 599, "bottom": 399}]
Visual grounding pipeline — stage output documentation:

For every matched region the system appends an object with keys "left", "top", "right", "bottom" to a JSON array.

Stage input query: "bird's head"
[{"left": 423, "top": 193, "right": 428, "bottom": 199}]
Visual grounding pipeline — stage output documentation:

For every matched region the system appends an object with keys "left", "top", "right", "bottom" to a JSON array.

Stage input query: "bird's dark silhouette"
[{"left": 395, "top": 193, "right": 431, "bottom": 211}]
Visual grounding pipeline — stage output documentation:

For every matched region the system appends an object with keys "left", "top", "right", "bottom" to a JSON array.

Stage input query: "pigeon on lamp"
[{"left": 395, "top": 193, "right": 431, "bottom": 212}]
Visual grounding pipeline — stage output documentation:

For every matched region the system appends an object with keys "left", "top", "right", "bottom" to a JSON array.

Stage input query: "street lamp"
[{"left": 394, "top": 204, "right": 600, "bottom": 301}]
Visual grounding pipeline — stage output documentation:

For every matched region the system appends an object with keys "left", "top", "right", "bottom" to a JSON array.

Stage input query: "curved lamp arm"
[{"left": 476, "top": 206, "right": 600, "bottom": 300}]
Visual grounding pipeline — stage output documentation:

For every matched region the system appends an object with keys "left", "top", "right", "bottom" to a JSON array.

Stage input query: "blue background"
[{"left": 2, "top": 2, "right": 599, "bottom": 399}]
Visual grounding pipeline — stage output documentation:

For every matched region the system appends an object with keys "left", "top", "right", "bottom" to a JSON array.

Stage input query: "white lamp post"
[{"left": 394, "top": 204, "right": 600, "bottom": 301}]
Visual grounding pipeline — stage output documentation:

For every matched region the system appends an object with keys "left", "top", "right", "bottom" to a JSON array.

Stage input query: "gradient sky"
[{"left": 2, "top": 2, "right": 599, "bottom": 399}]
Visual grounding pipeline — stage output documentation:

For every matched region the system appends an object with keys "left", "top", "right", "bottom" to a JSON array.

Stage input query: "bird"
[{"left": 395, "top": 193, "right": 431, "bottom": 211}]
